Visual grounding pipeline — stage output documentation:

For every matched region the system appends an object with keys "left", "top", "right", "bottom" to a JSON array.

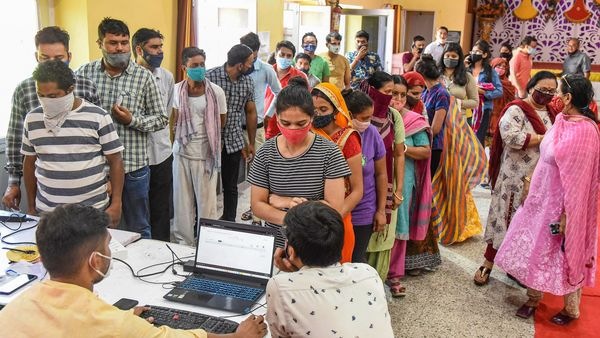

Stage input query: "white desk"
[{"left": 1, "top": 220, "right": 270, "bottom": 335}]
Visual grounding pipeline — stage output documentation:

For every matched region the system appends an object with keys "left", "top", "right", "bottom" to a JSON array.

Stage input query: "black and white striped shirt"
[{"left": 21, "top": 101, "right": 123, "bottom": 212}]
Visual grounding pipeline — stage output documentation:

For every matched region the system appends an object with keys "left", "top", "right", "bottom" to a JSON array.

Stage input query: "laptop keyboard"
[
  {"left": 140, "top": 305, "right": 239, "bottom": 333},
  {"left": 178, "top": 276, "right": 263, "bottom": 301}
]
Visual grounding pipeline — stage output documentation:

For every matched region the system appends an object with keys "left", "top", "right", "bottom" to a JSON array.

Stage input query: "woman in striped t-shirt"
[{"left": 248, "top": 77, "right": 351, "bottom": 252}]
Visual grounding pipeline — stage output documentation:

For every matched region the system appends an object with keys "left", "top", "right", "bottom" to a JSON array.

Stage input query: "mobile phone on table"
[
  {"left": 113, "top": 298, "right": 139, "bottom": 310},
  {"left": 0, "top": 274, "right": 37, "bottom": 295}
]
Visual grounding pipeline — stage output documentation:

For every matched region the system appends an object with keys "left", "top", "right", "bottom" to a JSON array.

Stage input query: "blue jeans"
[{"left": 122, "top": 166, "right": 151, "bottom": 238}]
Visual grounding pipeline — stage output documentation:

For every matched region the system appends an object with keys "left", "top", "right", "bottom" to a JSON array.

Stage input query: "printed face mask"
[
  {"left": 303, "top": 44, "right": 317, "bottom": 53},
  {"left": 312, "top": 113, "right": 335, "bottom": 129},
  {"left": 328, "top": 44, "right": 340, "bottom": 54}
]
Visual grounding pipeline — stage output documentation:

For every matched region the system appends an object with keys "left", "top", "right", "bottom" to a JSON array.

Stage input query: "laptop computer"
[{"left": 164, "top": 218, "right": 277, "bottom": 314}]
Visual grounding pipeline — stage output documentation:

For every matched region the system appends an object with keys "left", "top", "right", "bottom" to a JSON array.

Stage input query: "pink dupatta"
[
  {"left": 403, "top": 110, "right": 432, "bottom": 241},
  {"left": 554, "top": 113, "right": 600, "bottom": 287}
]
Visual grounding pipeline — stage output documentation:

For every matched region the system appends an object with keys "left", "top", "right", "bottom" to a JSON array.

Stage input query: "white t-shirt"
[{"left": 172, "top": 81, "right": 227, "bottom": 160}]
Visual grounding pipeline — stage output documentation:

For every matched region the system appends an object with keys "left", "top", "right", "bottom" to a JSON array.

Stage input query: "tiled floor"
[{"left": 228, "top": 184, "right": 535, "bottom": 337}]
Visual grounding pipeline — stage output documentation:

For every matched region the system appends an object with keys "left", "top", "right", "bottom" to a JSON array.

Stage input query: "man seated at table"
[
  {"left": 0, "top": 204, "right": 267, "bottom": 338},
  {"left": 266, "top": 201, "right": 394, "bottom": 337}
]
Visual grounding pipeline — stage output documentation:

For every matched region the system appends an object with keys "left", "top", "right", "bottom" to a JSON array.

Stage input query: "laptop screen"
[{"left": 194, "top": 221, "right": 275, "bottom": 278}]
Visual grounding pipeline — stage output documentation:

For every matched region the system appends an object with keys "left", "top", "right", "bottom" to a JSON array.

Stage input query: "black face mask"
[
  {"left": 242, "top": 64, "right": 255, "bottom": 76},
  {"left": 470, "top": 53, "right": 483, "bottom": 63},
  {"left": 417, "top": 47, "right": 424, "bottom": 54},
  {"left": 500, "top": 52, "right": 512, "bottom": 61},
  {"left": 312, "top": 113, "right": 336, "bottom": 129}
]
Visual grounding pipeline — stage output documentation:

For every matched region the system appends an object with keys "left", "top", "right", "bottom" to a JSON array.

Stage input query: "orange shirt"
[{"left": 510, "top": 51, "right": 532, "bottom": 95}]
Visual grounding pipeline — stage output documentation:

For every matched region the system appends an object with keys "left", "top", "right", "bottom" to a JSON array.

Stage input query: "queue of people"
[{"left": 1, "top": 16, "right": 599, "bottom": 337}]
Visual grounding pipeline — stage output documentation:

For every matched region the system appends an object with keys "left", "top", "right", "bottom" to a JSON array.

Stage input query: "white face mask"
[
  {"left": 39, "top": 92, "right": 74, "bottom": 119},
  {"left": 328, "top": 44, "right": 340, "bottom": 54},
  {"left": 89, "top": 251, "right": 112, "bottom": 281},
  {"left": 40, "top": 92, "right": 75, "bottom": 134}
]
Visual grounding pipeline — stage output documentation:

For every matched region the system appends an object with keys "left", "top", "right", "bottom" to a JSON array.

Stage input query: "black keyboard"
[
  {"left": 140, "top": 305, "right": 239, "bottom": 333},
  {"left": 178, "top": 276, "right": 263, "bottom": 301}
]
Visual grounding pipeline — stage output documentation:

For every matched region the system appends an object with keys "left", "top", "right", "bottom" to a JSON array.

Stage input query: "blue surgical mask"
[
  {"left": 303, "top": 44, "right": 317, "bottom": 53},
  {"left": 276, "top": 57, "right": 293, "bottom": 70},
  {"left": 143, "top": 51, "right": 164, "bottom": 68},
  {"left": 186, "top": 66, "right": 206, "bottom": 82}
]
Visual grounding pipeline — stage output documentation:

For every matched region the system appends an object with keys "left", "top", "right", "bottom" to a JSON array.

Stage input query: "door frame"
[{"left": 340, "top": 8, "right": 395, "bottom": 73}]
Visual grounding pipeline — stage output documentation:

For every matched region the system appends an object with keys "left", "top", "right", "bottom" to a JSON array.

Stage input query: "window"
[
  {"left": 0, "top": 0, "right": 38, "bottom": 138},
  {"left": 196, "top": 0, "right": 257, "bottom": 69}
]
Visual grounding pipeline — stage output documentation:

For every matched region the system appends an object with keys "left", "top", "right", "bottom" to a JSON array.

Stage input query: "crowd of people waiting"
[{"left": 0, "top": 18, "right": 599, "bottom": 336}]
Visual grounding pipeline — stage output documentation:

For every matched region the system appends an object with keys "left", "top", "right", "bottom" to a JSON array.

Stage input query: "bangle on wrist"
[
  {"left": 403, "top": 144, "right": 408, "bottom": 153},
  {"left": 393, "top": 192, "right": 404, "bottom": 201},
  {"left": 523, "top": 176, "right": 531, "bottom": 183}
]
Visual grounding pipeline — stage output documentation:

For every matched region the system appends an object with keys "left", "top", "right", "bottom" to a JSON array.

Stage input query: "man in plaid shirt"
[
  {"left": 207, "top": 44, "right": 257, "bottom": 221},
  {"left": 76, "top": 18, "right": 167, "bottom": 238},
  {"left": 3, "top": 26, "right": 100, "bottom": 211}
]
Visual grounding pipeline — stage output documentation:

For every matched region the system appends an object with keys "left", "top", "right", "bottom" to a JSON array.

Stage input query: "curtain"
[{"left": 176, "top": 0, "right": 198, "bottom": 82}]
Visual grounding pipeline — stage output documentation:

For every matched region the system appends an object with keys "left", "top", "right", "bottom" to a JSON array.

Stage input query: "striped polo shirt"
[{"left": 21, "top": 101, "right": 124, "bottom": 212}]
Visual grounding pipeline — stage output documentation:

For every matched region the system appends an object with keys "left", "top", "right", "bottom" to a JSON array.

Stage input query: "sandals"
[
  {"left": 241, "top": 209, "right": 253, "bottom": 221},
  {"left": 474, "top": 266, "right": 492, "bottom": 286},
  {"left": 386, "top": 278, "right": 406, "bottom": 298}
]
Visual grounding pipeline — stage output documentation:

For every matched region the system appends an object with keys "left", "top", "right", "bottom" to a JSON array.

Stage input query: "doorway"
[
  {"left": 340, "top": 8, "right": 395, "bottom": 72},
  {"left": 401, "top": 11, "right": 434, "bottom": 52}
]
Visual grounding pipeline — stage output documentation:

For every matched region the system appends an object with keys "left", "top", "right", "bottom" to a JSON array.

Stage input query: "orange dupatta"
[{"left": 312, "top": 83, "right": 357, "bottom": 263}]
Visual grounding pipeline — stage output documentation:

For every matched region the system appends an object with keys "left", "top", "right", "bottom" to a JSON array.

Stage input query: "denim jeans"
[{"left": 122, "top": 166, "right": 151, "bottom": 238}]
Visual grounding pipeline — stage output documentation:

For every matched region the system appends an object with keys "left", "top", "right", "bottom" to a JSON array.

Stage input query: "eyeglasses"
[{"left": 534, "top": 87, "right": 557, "bottom": 95}]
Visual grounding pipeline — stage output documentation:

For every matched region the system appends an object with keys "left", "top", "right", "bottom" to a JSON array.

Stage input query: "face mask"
[
  {"left": 531, "top": 89, "right": 554, "bottom": 106},
  {"left": 470, "top": 53, "right": 483, "bottom": 63},
  {"left": 303, "top": 44, "right": 317, "bottom": 53},
  {"left": 299, "top": 68, "right": 309, "bottom": 75},
  {"left": 39, "top": 92, "right": 75, "bottom": 119},
  {"left": 352, "top": 118, "right": 371, "bottom": 133},
  {"left": 390, "top": 98, "right": 405, "bottom": 111},
  {"left": 527, "top": 47, "right": 536, "bottom": 56},
  {"left": 276, "top": 57, "right": 293, "bottom": 70},
  {"left": 89, "top": 251, "right": 112, "bottom": 280},
  {"left": 278, "top": 121, "right": 311, "bottom": 145},
  {"left": 242, "top": 64, "right": 254, "bottom": 76},
  {"left": 328, "top": 44, "right": 340, "bottom": 54},
  {"left": 186, "top": 66, "right": 206, "bottom": 82},
  {"left": 102, "top": 50, "right": 131, "bottom": 68},
  {"left": 406, "top": 95, "right": 419, "bottom": 109},
  {"left": 494, "top": 67, "right": 506, "bottom": 77},
  {"left": 417, "top": 47, "right": 424, "bottom": 54},
  {"left": 312, "top": 113, "right": 335, "bottom": 129},
  {"left": 443, "top": 58, "right": 459, "bottom": 69},
  {"left": 143, "top": 51, "right": 164, "bottom": 68},
  {"left": 500, "top": 52, "right": 512, "bottom": 61}
]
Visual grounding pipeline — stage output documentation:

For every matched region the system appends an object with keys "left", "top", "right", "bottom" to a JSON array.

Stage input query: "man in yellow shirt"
[
  {"left": 320, "top": 31, "right": 350, "bottom": 90},
  {"left": 0, "top": 204, "right": 267, "bottom": 338}
]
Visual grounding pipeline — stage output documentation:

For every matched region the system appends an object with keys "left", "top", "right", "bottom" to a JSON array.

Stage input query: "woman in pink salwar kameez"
[{"left": 495, "top": 74, "right": 600, "bottom": 326}]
